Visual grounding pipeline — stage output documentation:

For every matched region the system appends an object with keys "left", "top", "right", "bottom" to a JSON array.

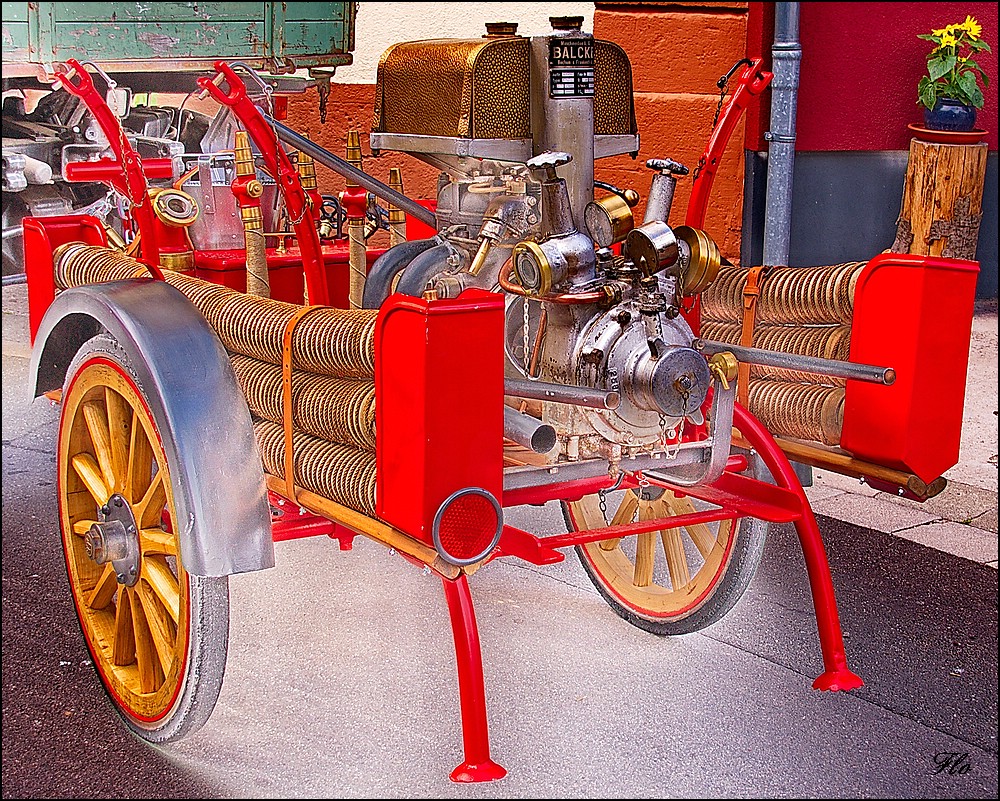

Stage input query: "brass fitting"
[
  {"left": 675, "top": 225, "right": 722, "bottom": 295},
  {"left": 345, "top": 129, "right": 363, "bottom": 188},
  {"left": 708, "top": 351, "right": 739, "bottom": 390},
  {"left": 387, "top": 166, "right": 406, "bottom": 246},
  {"left": 234, "top": 130, "right": 256, "bottom": 178},
  {"left": 297, "top": 151, "right": 318, "bottom": 192},
  {"left": 511, "top": 240, "right": 552, "bottom": 297},
  {"left": 584, "top": 193, "right": 636, "bottom": 248},
  {"left": 150, "top": 188, "right": 200, "bottom": 227}
]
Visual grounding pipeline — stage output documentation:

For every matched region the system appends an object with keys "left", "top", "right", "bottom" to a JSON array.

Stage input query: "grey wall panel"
[{"left": 741, "top": 151, "right": 998, "bottom": 299}]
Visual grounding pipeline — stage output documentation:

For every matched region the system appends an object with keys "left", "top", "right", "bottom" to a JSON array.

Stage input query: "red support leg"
[
  {"left": 734, "top": 404, "right": 864, "bottom": 692},
  {"left": 440, "top": 574, "right": 507, "bottom": 783}
]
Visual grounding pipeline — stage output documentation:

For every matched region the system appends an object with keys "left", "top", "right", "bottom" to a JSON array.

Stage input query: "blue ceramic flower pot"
[{"left": 924, "top": 98, "right": 977, "bottom": 132}]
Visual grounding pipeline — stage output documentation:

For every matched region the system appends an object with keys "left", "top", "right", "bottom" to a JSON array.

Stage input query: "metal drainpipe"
[
  {"left": 762, "top": 1, "right": 801, "bottom": 268},
  {"left": 763, "top": 3, "right": 813, "bottom": 485}
]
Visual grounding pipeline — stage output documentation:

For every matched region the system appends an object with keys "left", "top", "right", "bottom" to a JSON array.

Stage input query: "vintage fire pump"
[{"left": 21, "top": 15, "right": 977, "bottom": 784}]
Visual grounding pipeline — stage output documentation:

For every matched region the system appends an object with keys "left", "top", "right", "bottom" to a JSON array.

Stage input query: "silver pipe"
[
  {"left": 503, "top": 444, "right": 706, "bottom": 493},
  {"left": 504, "top": 407, "right": 557, "bottom": 454},
  {"left": 762, "top": 1, "right": 801, "bottom": 267},
  {"left": 698, "top": 339, "right": 895, "bottom": 385},
  {"left": 504, "top": 377, "right": 620, "bottom": 410},
  {"left": 3, "top": 226, "right": 24, "bottom": 241},
  {"left": 3, "top": 273, "right": 27, "bottom": 286},
  {"left": 264, "top": 116, "right": 438, "bottom": 229}
]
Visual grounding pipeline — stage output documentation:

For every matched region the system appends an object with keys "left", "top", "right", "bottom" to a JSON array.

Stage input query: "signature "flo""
[{"left": 932, "top": 752, "right": 972, "bottom": 775}]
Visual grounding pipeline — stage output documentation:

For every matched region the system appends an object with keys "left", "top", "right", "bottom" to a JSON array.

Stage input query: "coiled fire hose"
[{"left": 700, "top": 261, "right": 866, "bottom": 445}]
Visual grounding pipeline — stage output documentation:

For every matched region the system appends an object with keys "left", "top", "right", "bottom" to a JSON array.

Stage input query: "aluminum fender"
[{"left": 30, "top": 279, "right": 274, "bottom": 577}]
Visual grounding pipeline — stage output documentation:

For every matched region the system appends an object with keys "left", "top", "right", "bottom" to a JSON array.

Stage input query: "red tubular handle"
[
  {"left": 54, "top": 59, "right": 164, "bottom": 277},
  {"left": 197, "top": 61, "right": 330, "bottom": 305},
  {"left": 65, "top": 158, "right": 175, "bottom": 183}
]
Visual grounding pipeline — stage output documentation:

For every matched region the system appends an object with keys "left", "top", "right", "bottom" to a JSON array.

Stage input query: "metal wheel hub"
[{"left": 85, "top": 493, "right": 140, "bottom": 586}]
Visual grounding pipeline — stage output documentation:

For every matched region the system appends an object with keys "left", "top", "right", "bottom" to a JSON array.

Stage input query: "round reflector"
[{"left": 432, "top": 487, "right": 502, "bottom": 566}]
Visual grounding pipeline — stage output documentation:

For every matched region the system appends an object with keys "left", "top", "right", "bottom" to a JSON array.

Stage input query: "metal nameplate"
[{"left": 548, "top": 37, "right": 594, "bottom": 98}]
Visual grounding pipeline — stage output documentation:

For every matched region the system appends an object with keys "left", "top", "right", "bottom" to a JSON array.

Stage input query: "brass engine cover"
[{"left": 372, "top": 36, "right": 637, "bottom": 140}]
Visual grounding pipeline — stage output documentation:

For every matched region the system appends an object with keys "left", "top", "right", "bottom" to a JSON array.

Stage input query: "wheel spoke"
[
  {"left": 135, "top": 473, "right": 167, "bottom": 529},
  {"left": 126, "top": 411, "right": 154, "bottom": 505},
  {"left": 142, "top": 555, "right": 180, "bottom": 624},
  {"left": 71, "top": 454, "right": 110, "bottom": 507},
  {"left": 657, "top": 501, "right": 691, "bottom": 590},
  {"left": 83, "top": 401, "right": 117, "bottom": 495},
  {"left": 665, "top": 494, "right": 717, "bottom": 558},
  {"left": 129, "top": 588, "right": 164, "bottom": 692},
  {"left": 136, "top": 582, "right": 177, "bottom": 674},
  {"left": 633, "top": 501, "right": 656, "bottom": 587},
  {"left": 86, "top": 564, "right": 119, "bottom": 610},
  {"left": 140, "top": 527, "right": 178, "bottom": 556},
  {"left": 112, "top": 588, "right": 136, "bottom": 666},
  {"left": 105, "top": 388, "right": 131, "bottom": 491}
]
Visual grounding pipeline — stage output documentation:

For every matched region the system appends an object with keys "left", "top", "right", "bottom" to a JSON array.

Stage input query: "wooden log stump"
[{"left": 891, "top": 139, "right": 987, "bottom": 260}]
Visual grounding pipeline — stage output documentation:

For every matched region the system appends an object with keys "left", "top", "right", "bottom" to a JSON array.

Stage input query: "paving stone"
[
  {"left": 885, "top": 480, "right": 1000, "bottom": 533},
  {"left": 810, "top": 493, "right": 938, "bottom": 534},
  {"left": 893, "top": 521, "right": 999, "bottom": 564}
]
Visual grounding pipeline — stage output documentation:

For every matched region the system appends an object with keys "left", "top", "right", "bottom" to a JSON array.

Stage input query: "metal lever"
[{"left": 697, "top": 339, "right": 896, "bottom": 385}]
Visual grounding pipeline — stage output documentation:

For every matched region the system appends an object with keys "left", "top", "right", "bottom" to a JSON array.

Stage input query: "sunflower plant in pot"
[{"left": 917, "top": 15, "right": 991, "bottom": 131}]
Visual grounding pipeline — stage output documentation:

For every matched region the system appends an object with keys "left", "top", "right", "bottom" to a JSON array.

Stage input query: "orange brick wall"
[
  {"left": 285, "top": 2, "right": 751, "bottom": 258},
  {"left": 593, "top": 1, "right": 750, "bottom": 261}
]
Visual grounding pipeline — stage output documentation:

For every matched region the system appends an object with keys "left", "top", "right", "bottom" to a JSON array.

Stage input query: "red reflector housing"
[{"left": 432, "top": 488, "right": 502, "bottom": 566}]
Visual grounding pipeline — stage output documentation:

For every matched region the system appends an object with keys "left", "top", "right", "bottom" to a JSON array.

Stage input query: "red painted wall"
[{"left": 797, "top": 2, "right": 998, "bottom": 151}]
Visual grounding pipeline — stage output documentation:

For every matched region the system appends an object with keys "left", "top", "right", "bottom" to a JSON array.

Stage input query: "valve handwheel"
[
  {"left": 57, "top": 335, "right": 229, "bottom": 741},
  {"left": 526, "top": 150, "right": 573, "bottom": 180},
  {"left": 562, "top": 432, "right": 768, "bottom": 634}
]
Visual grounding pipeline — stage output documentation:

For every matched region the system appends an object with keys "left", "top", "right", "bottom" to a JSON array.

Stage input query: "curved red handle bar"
[
  {"left": 55, "top": 59, "right": 164, "bottom": 278},
  {"left": 197, "top": 61, "right": 329, "bottom": 305}
]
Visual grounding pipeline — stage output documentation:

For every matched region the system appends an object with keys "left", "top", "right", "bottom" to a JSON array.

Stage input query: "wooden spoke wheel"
[
  {"left": 57, "top": 335, "right": 229, "bottom": 742},
  {"left": 562, "top": 459, "right": 767, "bottom": 635}
]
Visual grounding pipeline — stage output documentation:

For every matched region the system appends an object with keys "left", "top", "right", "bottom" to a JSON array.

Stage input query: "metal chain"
[
  {"left": 693, "top": 58, "right": 753, "bottom": 185},
  {"left": 598, "top": 490, "right": 609, "bottom": 526},
  {"left": 668, "top": 390, "right": 692, "bottom": 458},
  {"left": 597, "top": 470, "right": 626, "bottom": 526},
  {"left": 317, "top": 79, "right": 330, "bottom": 125}
]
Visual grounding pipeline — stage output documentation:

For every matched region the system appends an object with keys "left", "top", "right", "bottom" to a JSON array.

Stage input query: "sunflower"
[
  {"left": 940, "top": 32, "right": 958, "bottom": 49},
  {"left": 931, "top": 24, "right": 955, "bottom": 38},
  {"left": 959, "top": 15, "right": 982, "bottom": 40}
]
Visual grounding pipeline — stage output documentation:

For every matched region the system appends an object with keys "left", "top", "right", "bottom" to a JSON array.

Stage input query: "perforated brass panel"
[
  {"left": 373, "top": 37, "right": 531, "bottom": 139},
  {"left": 594, "top": 40, "right": 637, "bottom": 137},
  {"left": 372, "top": 36, "right": 636, "bottom": 140}
]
